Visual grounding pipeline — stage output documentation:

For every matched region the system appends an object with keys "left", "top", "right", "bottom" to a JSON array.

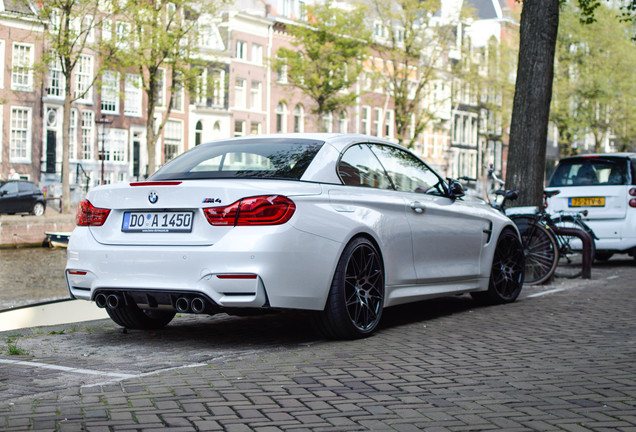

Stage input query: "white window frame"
[
  {"left": 361, "top": 106, "right": 370, "bottom": 135},
  {"left": 234, "top": 78, "right": 246, "bottom": 109},
  {"left": 124, "top": 74, "right": 142, "bottom": 116},
  {"left": 11, "top": 43, "right": 34, "bottom": 91},
  {"left": 75, "top": 55, "right": 94, "bottom": 103},
  {"left": 70, "top": 108, "right": 78, "bottom": 160},
  {"left": 105, "top": 128, "right": 127, "bottom": 162},
  {"left": 236, "top": 40, "right": 247, "bottom": 60},
  {"left": 234, "top": 120, "right": 246, "bottom": 137},
  {"left": 251, "top": 44, "right": 263, "bottom": 65},
  {"left": 0, "top": 40, "right": 5, "bottom": 89},
  {"left": 10, "top": 107, "right": 32, "bottom": 163},
  {"left": 373, "top": 108, "right": 382, "bottom": 137},
  {"left": 46, "top": 55, "right": 65, "bottom": 98},
  {"left": 276, "top": 103, "right": 287, "bottom": 133},
  {"left": 212, "top": 70, "right": 225, "bottom": 107},
  {"left": 170, "top": 73, "right": 184, "bottom": 112},
  {"left": 155, "top": 68, "right": 166, "bottom": 107},
  {"left": 163, "top": 119, "right": 182, "bottom": 162},
  {"left": 250, "top": 81, "right": 262, "bottom": 111},
  {"left": 80, "top": 110, "right": 95, "bottom": 160},
  {"left": 101, "top": 71, "right": 120, "bottom": 114},
  {"left": 293, "top": 104, "right": 304, "bottom": 133}
]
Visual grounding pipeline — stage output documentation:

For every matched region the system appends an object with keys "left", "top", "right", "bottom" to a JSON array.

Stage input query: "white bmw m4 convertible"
[{"left": 66, "top": 134, "right": 524, "bottom": 339}]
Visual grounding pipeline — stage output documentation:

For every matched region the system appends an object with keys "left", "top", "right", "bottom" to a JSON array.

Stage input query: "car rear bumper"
[{"left": 65, "top": 226, "right": 342, "bottom": 311}]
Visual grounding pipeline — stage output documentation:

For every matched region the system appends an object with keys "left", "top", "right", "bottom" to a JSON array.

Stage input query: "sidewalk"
[{"left": 0, "top": 259, "right": 634, "bottom": 431}]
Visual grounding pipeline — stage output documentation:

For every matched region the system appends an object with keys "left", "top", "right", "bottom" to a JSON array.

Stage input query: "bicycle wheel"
[
  {"left": 510, "top": 216, "right": 559, "bottom": 285},
  {"left": 551, "top": 215, "right": 596, "bottom": 279}
]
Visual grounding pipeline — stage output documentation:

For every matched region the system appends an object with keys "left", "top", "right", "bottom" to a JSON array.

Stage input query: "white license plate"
[{"left": 122, "top": 211, "right": 194, "bottom": 233}]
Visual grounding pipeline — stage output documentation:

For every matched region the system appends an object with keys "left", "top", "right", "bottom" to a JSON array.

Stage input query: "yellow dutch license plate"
[{"left": 569, "top": 197, "right": 605, "bottom": 207}]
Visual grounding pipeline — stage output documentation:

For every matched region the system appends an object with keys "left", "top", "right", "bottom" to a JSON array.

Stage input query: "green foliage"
[
  {"left": 5, "top": 336, "right": 29, "bottom": 356},
  {"left": 110, "top": 0, "right": 223, "bottom": 174},
  {"left": 368, "top": 0, "right": 454, "bottom": 148},
  {"left": 552, "top": 2, "right": 636, "bottom": 155},
  {"left": 273, "top": 1, "right": 371, "bottom": 124}
]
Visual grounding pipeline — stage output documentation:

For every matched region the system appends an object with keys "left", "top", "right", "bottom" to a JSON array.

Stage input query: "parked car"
[
  {"left": 65, "top": 134, "right": 525, "bottom": 339},
  {"left": 0, "top": 180, "right": 46, "bottom": 216},
  {"left": 546, "top": 153, "right": 636, "bottom": 261}
]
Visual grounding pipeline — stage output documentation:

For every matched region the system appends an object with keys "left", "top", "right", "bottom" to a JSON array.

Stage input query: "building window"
[
  {"left": 385, "top": 110, "right": 393, "bottom": 138},
  {"left": 251, "top": 81, "right": 262, "bottom": 111},
  {"left": 212, "top": 70, "right": 224, "bottom": 107},
  {"left": 252, "top": 44, "right": 263, "bottom": 65},
  {"left": 46, "top": 56, "right": 64, "bottom": 97},
  {"left": 338, "top": 112, "right": 348, "bottom": 133},
  {"left": 276, "top": 57, "right": 288, "bottom": 84},
  {"left": 11, "top": 43, "right": 34, "bottom": 91},
  {"left": 0, "top": 40, "right": 5, "bottom": 89},
  {"left": 293, "top": 105, "right": 304, "bottom": 133},
  {"left": 164, "top": 120, "right": 182, "bottom": 162},
  {"left": 195, "top": 120, "right": 203, "bottom": 146},
  {"left": 154, "top": 69, "right": 166, "bottom": 107},
  {"left": 236, "top": 41, "right": 246, "bottom": 60},
  {"left": 276, "top": 103, "right": 287, "bottom": 133},
  {"left": 195, "top": 69, "right": 207, "bottom": 105},
  {"left": 75, "top": 55, "right": 94, "bottom": 102},
  {"left": 373, "top": 108, "right": 382, "bottom": 137},
  {"left": 80, "top": 110, "right": 94, "bottom": 160},
  {"left": 362, "top": 106, "right": 370, "bottom": 135},
  {"left": 124, "top": 74, "right": 142, "bottom": 116},
  {"left": 105, "top": 129, "right": 127, "bottom": 162},
  {"left": 250, "top": 122, "right": 261, "bottom": 135},
  {"left": 101, "top": 71, "right": 120, "bottom": 114},
  {"left": 234, "top": 120, "right": 246, "bottom": 137},
  {"left": 102, "top": 19, "right": 112, "bottom": 41},
  {"left": 70, "top": 109, "right": 78, "bottom": 159},
  {"left": 170, "top": 73, "right": 184, "bottom": 112},
  {"left": 322, "top": 112, "right": 333, "bottom": 133},
  {"left": 10, "top": 107, "right": 31, "bottom": 162},
  {"left": 234, "top": 78, "right": 246, "bottom": 109},
  {"left": 116, "top": 21, "right": 131, "bottom": 49}
]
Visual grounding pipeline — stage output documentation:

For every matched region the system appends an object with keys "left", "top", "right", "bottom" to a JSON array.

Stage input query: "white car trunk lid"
[
  {"left": 85, "top": 180, "right": 321, "bottom": 246},
  {"left": 546, "top": 185, "right": 628, "bottom": 220}
]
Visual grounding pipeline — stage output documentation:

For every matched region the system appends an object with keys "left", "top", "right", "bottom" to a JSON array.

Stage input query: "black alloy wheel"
[
  {"left": 473, "top": 228, "right": 525, "bottom": 304},
  {"left": 313, "top": 237, "right": 385, "bottom": 339}
]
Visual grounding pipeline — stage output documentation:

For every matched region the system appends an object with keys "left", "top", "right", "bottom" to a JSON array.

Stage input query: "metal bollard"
[{"left": 551, "top": 226, "right": 594, "bottom": 279}]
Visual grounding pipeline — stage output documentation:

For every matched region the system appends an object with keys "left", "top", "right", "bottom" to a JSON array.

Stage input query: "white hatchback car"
[
  {"left": 546, "top": 153, "right": 636, "bottom": 261},
  {"left": 66, "top": 134, "right": 524, "bottom": 339}
]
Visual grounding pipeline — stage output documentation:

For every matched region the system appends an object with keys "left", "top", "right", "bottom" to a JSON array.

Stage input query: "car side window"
[
  {"left": 338, "top": 144, "right": 393, "bottom": 189},
  {"left": 0, "top": 182, "right": 18, "bottom": 195},
  {"left": 370, "top": 144, "right": 444, "bottom": 195}
]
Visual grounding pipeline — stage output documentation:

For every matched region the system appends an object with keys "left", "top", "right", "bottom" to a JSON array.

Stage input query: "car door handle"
[{"left": 410, "top": 201, "right": 425, "bottom": 214}]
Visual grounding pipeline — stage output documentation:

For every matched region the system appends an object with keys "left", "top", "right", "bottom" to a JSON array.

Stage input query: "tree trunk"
[
  {"left": 506, "top": 0, "right": 559, "bottom": 207},
  {"left": 61, "top": 74, "right": 74, "bottom": 214}
]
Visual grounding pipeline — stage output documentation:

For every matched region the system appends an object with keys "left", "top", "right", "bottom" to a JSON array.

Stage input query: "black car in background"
[{"left": 0, "top": 180, "right": 46, "bottom": 216}]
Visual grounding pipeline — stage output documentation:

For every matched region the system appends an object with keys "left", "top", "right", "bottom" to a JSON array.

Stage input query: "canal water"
[{"left": 0, "top": 247, "right": 68, "bottom": 310}]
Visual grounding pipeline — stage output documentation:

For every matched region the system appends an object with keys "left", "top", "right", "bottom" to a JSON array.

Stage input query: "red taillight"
[
  {"left": 216, "top": 274, "right": 258, "bottom": 279},
  {"left": 629, "top": 188, "right": 636, "bottom": 197},
  {"left": 68, "top": 270, "right": 87, "bottom": 275},
  {"left": 204, "top": 195, "right": 296, "bottom": 226},
  {"left": 630, "top": 198, "right": 636, "bottom": 208},
  {"left": 76, "top": 200, "right": 111, "bottom": 226}
]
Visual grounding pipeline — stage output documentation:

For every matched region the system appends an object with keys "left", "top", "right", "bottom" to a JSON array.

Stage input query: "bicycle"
[
  {"left": 485, "top": 165, "right": 596, "bottom": 283},
  {"left": 484, "top": 166, "right": 559, "bottom": 285}
]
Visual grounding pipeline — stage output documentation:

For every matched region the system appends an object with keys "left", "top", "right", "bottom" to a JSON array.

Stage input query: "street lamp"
[{"left": 95, "top": 117, "right": 112, "bottom": 185}]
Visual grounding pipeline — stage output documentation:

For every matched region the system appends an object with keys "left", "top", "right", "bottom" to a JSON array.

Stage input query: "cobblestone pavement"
[{"left": 0, "top": 258, "right": 635, "bottom": 431}]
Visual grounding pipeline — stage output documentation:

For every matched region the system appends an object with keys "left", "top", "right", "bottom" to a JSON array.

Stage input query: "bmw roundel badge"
[{"left": 148, "top": 191, "right": 159, "bottom": 204}]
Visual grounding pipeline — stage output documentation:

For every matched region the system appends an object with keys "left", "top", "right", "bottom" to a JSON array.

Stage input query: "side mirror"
[
  {"left": 447, "top": 179, "right": 465, "bottom": 200},
  {"left": 0, "top": 190, "right": 7, "bottom": 197}
]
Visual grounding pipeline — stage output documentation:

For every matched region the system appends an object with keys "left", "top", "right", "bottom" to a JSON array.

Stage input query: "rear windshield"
[
  {"left": 150, "top": 138, "right": 324, "bottom": 181},
  {"left": 548, "top": 157, "right": 631, "bottom": 187}
]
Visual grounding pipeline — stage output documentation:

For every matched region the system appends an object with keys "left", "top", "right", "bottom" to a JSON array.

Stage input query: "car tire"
[
  {"left": 32, "top": 202, "right": 45, "bottom": 216},
  {"left": 312, "top": 237, "right": 385, "bottom": 340},
  {"left": 594, "top": 252, "right": 613, "bottom": 262},
  {"left": 472, "top": 227, "right": 525, "bottom": 305},
  {"left": 106, "top": 302, "right": 176, "bottom": 330}
]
